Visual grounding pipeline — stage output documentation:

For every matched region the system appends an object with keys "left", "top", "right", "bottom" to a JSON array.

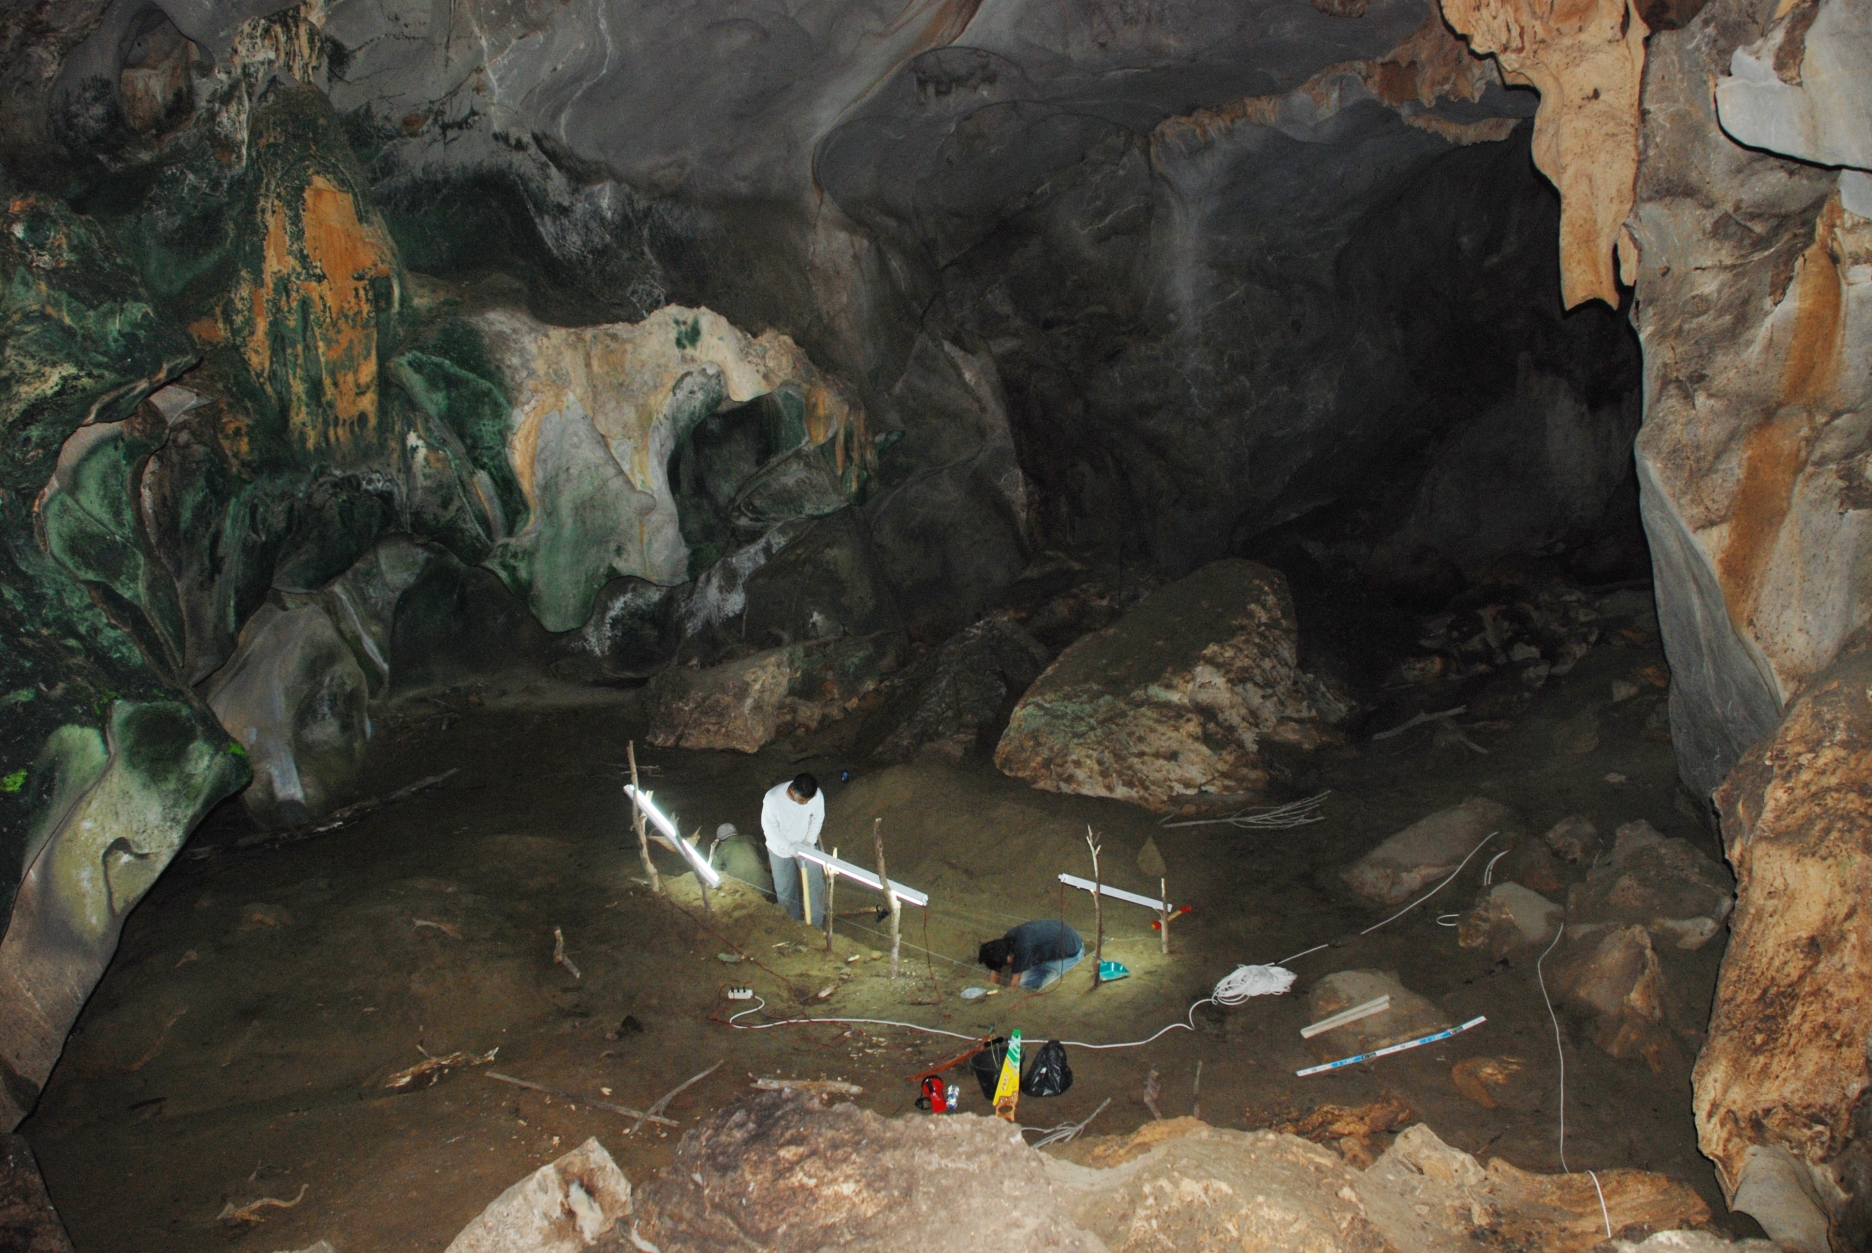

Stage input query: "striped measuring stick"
[{"left": 1295, "top": 1016, "right": 1486, "bottom": 1077}]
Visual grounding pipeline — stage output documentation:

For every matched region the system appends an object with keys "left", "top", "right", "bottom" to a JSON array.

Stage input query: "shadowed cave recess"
[{"left": 0, "top": 0, "right": 1867, "bottom": 1247}]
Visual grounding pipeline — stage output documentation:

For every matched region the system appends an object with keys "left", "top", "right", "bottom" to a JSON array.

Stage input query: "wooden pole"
[
  {"left": 1087, "top": 827, "right": 1103, "bottom": 989},
  {"left": 874, "top": 818, "right": 901, "bottom": 978},
  {"left": 799, "top": 860, "right": 813, "bottom": 927},
  {"left": 1159, "top": 877, "right": 1169, "bottom": 955},
  {"left": 824, "top": 848, "right": 838, "bottom": 950},
  {"left": 627, "top": 742, "right": 660, "bottom": 895}
]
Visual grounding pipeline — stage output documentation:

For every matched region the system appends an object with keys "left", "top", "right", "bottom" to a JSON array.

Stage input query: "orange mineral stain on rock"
[
  {"left": 1715, "top": 201, "right": 1846, "bottom": 636},
  {"left": 241, "top": 172, "right": 398, "bottom": 466}
]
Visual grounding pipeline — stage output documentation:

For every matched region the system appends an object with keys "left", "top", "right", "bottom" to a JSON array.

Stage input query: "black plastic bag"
[
  {"left": 1020, "top": 1039, "right": 1072, "bottom": 1098},
  {"left": 970, "top": 1037, "right": 1010, "bottom": 1101}
]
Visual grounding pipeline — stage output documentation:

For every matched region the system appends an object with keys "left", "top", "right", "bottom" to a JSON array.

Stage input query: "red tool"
[
  {"left": 1151, "top": 905, "right": 1194, "bottom": 931},
  {"left": 916, "top": 1075, "right": 948, "bottom": 1112}
]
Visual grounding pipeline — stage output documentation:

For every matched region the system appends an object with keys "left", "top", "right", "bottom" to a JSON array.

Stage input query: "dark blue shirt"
[{"left": 1005, "top": 921, "right": 1084, "bottom": 973}]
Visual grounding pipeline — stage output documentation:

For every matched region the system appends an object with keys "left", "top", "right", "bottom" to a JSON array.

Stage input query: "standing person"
[
  {"left": 978, "top": 920, "right": 1084, "bottom": 991},
  {"left": 762, "top": 773, "right": 826, "bottom": 926}
]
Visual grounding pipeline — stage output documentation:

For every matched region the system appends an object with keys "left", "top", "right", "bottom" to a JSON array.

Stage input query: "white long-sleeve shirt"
[{"left": 760, "top": 781, "right": 824, "bottom": 859}]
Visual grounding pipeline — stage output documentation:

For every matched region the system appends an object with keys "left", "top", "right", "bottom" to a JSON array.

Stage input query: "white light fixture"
[
  {"left": 624, "top": 785, "right": 722, "bottom": 888},
  {"left": 795, "top": 846, "right": 929, "bottom": 908}
]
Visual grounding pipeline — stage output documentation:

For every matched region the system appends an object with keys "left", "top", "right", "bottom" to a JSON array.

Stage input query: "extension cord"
[{"left": 724, "top": 987, "right": 754, "bottom": 1000}]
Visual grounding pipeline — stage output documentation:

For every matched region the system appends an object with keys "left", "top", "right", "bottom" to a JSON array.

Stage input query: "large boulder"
[
  {"left": 1695, "top": 628, "right": 1872, "bottom": 1249},
  {"left": 445, "top": 1137, "right": 632, "bottom": 1253},
  {"left": 1342, "top": 797, "right": 1516, "bottom": 905},
  {"left": 1458, "top": 881, "right": 1563, "bottom": 956},
  {"left": 994, "top": 560, "right": 1351, "bottom": 812},
  {"left": 619, "top": 1091, "right": 1711, "bottom": 1253},
  {"left": 1553, "top": 924, "right": 1682, "bottom": 1072},
  {"left": 1564, "top": 821, "right": 1734, "bottom": 950}
]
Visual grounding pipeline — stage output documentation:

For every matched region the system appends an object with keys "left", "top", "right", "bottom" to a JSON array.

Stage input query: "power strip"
[{"left": 725, "top": 987, "right": 754, "bottom": 1000}]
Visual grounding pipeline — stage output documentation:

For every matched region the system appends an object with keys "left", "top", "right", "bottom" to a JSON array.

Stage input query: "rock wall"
[
  {"left": 0, "top": 21, "right": 894, "bottom": 1128},
  {"left": 1697, "top": 628, "right": 1872, "bottom": 1249}
]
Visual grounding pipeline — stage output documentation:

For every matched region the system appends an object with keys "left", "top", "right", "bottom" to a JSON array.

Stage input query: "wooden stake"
[
  {"left": 874, "top": 817, "right": 901, "bottom": 978},
  {"left": 799, "top": 860, "right": 813, "bottom": 928},
  {"left": 1159, "top": 876, "right": 1170, "bottom": 955},
  {"left": 1087, "top": 827, "right": 1104, "bottom": 989},
  {"left": 627, "top": 742, "right": 660, "bottom": 895},
  {"left": 824, "top": 847, "right": 838, "bottom": 951}
]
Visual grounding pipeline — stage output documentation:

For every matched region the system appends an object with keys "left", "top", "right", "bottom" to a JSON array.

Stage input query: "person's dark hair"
[
  {"left": 978, "top": 937, "right": 1015, "bottom": 970},
  {"left": 790, "top": 772, "right": 819, "bottom": 800}
]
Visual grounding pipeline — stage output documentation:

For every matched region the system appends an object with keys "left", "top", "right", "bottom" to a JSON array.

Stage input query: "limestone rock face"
[
  {"left": 994, "top": 560, "right": 1350, "bottom": 812},
  {"left": 1625, "top": 0, "right": 1872, "bottom": 797},
  {"left": 1342, "top": 797, "right": 1516, "bottom": 905},
  {"left": 1359, "top": 1123, "right": 1712, "bottom": 1252},
  {"left": 647, "top": 635, "right": 902, "bottom": 754},
  {"left": 1695, "top": 628, "right": 1872, "bottom": 1248},
  {"left": 473, "top": 306, "right": 872, "bottom": 632},
  {"left": 1439, "top": 0, "right": 1648, "bottom": 307},
  {"left": 625, "top": 1093, "right": 1711, "bottom": 1253},
  {"left": 1048, "top": 1127, "right": 1394, "bottom": 1253},
  {"left": 876, "top": 616, "right": 1051, "bottom": 763},
  {"left": 1564, "top": 821, "right": 1734, "bottom": 950},
  {"left": 632, "top": 1091, "right": 1097, "bottom": 1251}
]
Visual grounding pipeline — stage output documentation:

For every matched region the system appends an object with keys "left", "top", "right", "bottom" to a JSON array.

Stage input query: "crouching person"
[{"left": 978, "top": 920, "right": 1084, "bottom": 991}]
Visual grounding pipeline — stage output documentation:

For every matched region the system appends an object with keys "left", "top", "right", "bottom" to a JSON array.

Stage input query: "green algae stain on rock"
[{"left": 0, "top": 181, "right": 196, "bottom": 497}]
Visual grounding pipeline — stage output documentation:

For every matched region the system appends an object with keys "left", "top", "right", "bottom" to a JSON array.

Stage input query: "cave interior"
[{"left": 0, "top": 0, "right": 1867, "bottom": 1247}]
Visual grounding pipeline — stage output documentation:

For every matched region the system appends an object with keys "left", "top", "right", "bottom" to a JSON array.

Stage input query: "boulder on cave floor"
[
  {"left": 993, "top": 559, "right": 1351, "bottom": 812},
  {"left": 445, "top": 1136, "right": 631, "bottom": 1253},
  {"left": 875, "top": 615, "right": 1051, "bottom": 762},
  {"left": 1695, "top": 627, "right": 1872, "bottom": 1251},
  {"left": 1458, "top": 881, "right": 1563, "bottom": 956},
  {"left": 1342, "top": 796, "right": 1517, "bottom": 905},
  {"left": 596, "top": 1090, "right": 1714, "bottom": 1253},
  {"left": 646, "top": 633, "right": 903, "bottom": 753},
  {"left": 1553, "top": 924, "right": 1683, "bottom": 1073},
  {"left": 1305, "top": 970, "right": 1451, "bottom": 1060},
  {"left": 1565, "top": 820, "right": 1733, "bottom": 950}
]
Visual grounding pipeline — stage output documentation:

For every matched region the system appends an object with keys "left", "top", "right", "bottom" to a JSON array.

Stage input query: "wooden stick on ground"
[
  {"left": 628, "top": 1059, "right": 724, "bottom": 1135},
  {"left": 874, "top": 818, "right": 901, "bottom": 977},
  {"left": 1159, "top": 876, "right": 1170, "bottom": 956},
  {"left": 824, "top": 847, "right": 838, "bottom": 951},
  {"left": 1087, "top": 828, "right": 1104, "bottom": 989},
  {"left": 627, "top": 742, "right": 661, "bottom": 895},
  {"left": 484, "top": 1072, "right": 679, "bottom": 1126}
]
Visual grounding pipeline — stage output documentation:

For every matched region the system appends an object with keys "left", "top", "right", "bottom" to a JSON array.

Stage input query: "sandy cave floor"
[{"left": 20, "top": 627, "right": 1765, "bottom": 1251}]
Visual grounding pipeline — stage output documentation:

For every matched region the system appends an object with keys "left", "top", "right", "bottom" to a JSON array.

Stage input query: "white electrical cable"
[
  {"left": 1358, "top": 831, "right": 1498, "bottom": 935},
  {"left": 1481, "top": 849, "right": 1509, "bottom": 885},
  {"left": 1588, "top": 1169, "right": 1611, "bottom": 1239},
  {"left": 725, "top": 996, "right": 979, "bottom": 1041},
  {"left": 1537, "top": 920, "right": 1569, "bottom": 1171}
]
